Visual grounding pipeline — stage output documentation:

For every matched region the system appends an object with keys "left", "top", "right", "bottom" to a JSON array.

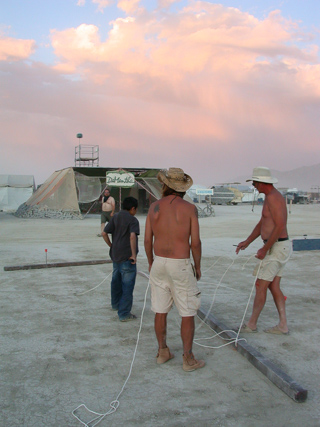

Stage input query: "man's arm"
[
  {"left": 129, "top": 232, "right": 137, "bottom": 264},
  {"left": 190, "top": 206, "right": 201, "bottom": 280},
  {"left": 144, "top": 212, "right": 154, "bottom": 271},
  {"left": 110, "top": 197, "right": 115, "bottom": 217},
  {"left": 102, "top": 217, "right": 114, "bottom": 247},
  {"left": 236, "top": 219, "right": 262, "bottom": 254},
  {"left": 102, "top": 231, "right": 112, "bottom": 247}
]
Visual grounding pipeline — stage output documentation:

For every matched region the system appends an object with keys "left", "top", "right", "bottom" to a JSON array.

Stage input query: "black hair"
[{"left": 122, "top": 196, "right": 138, "bottom": 211}]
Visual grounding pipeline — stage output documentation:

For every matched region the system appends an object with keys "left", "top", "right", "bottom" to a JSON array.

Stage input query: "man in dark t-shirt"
[{"left": 102, "top": 197, "right": 139, "bottom": 322}]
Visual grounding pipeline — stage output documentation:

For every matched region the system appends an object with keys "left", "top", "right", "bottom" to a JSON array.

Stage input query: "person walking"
[{"left": 236, "top": 167, "right": 291, "bottom": 335}]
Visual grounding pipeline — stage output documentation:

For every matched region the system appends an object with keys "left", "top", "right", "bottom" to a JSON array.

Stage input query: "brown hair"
[{"left": 162, "top": 184, "right": 186, "bottom": 198}]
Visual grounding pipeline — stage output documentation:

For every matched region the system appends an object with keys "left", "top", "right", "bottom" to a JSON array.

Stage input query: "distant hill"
[{"left": 235, "top": 164, "right": 320, "bottom": 192}]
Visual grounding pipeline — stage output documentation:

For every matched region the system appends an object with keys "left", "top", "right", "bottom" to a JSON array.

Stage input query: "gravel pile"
[{"left": 14, "top": 203, "right": 83, "bottom": 219}]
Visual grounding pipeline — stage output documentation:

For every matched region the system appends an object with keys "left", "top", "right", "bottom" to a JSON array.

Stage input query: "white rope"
[
  {"left": 75, "top": 271, "right": 113, "bottom": 296},
  {"left": 192, "top": 255, "right": 255, "bottom": 348},
  {"left": 233, "top": 261, "right": 262, "bottom": 345},
  {"left": 72, "top": 277, "right": 150, "bottom": 426},
  {"left": 195, "top": 255, "right": 253, "bottom": 333},
  {"left": 195, "top": 245, "right": 293, "bottom": 348},
  {"left": 72, "top": 246, "right": 293, "bottom": 424}
]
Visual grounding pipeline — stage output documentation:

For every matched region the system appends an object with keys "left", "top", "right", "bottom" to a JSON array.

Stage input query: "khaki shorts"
[
  {"left": 253, "top": 240, "right": 292, "bottom": 282},
  {"left": 150, "top": 256, "right": 201, "bottom": 317},
  {"left": 101, "top": 211, "right": 112, "bottom": 224}
]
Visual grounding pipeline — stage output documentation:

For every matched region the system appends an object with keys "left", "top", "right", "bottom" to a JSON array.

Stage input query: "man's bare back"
[
  {"left": 148, "top": 195, "right": 196, "bottom": 259},
  {"left": 144, "top": 193, "right": 201, "bottom": 279}
]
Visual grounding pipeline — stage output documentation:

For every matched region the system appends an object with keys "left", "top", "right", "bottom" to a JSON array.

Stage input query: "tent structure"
[
  {"left": 0, "top": 175, "right": 35, "bottom": 212},
  {"left": 15, "top": 167, "right": 163, "bottom": 219}
]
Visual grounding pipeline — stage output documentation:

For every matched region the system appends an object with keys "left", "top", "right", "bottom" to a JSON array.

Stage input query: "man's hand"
[
  {"left": 255, "top": 247, "right": 268, "bottom": 260},
  {"left": 129, "top": 256, "right": 137, "bottom": 265},
  {"left": 111, "top": 212, "right": 114, "bottom": 217},
  {"left": 195, "top": 268, "right": 201, "bottom": 281},
  {"left": 236, "top": 240, "right": 249, "bottom": 254}
]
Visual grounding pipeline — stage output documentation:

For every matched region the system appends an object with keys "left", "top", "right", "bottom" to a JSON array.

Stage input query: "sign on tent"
[{"left": 106, "top": 170, "right": 135, "bottom": 188}]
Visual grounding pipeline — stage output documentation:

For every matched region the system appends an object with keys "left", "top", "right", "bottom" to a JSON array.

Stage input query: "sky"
[{"left": 1, "top": 0, "right": 320, "bottom": 186}]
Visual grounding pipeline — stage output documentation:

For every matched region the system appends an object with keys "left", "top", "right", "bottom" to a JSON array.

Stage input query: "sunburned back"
[
  {"left": 149, "top": 195, "right": 192, "bottom": 259},
  {"left": 261, "top": 188, "right": 288, "bottom": 240}
]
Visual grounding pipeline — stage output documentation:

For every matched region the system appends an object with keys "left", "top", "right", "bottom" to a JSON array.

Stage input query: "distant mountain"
[{"left": 235, "top": 164, "right": 320, "bottom": 192}]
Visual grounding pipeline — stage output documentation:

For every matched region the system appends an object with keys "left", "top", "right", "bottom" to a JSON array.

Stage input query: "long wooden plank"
[
  {"left": 137, "top": 270, "right": 307, "bottom": 402},
  {"left": 197, "top": 308, "right": 308, "bottom": 402},
  {"left": 4, "top": 259, "right": 112, "bottom": 271}
]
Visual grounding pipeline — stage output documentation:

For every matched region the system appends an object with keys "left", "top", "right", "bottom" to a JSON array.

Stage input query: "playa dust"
[{"left": 1, "top": 204, "right": 319, "bottom": 426}]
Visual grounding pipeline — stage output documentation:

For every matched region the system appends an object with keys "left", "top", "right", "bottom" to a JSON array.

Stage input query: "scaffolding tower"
[{"left": 75, "top": 144, "right": 99, "bottom": 167}]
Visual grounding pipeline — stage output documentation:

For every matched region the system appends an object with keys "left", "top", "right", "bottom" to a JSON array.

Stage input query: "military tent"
[{"left": 15, "top": 167, "right": 163, "bottom": 219}]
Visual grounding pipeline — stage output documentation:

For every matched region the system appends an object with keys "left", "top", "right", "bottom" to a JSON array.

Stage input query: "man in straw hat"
[
  {"left": 236, "top": 167, "right": 291, "bottom": 335},
  {"left": 144, "top": 168, "right": 205, "bottom": 371}
]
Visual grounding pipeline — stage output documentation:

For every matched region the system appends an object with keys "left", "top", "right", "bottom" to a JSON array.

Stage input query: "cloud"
[
  {"left": 117, "top": 0, "right": 142, "bottom": 14},
  {"left": 93, "top": 0, "right": 115, "bottom": 12},
  {"left": 158, "top": 0, "right": 180, "bottom": 8},
  {"left": 49, "top": 3, "right": 320, "bottom": 111},
  {"left": 1, "top": 1, "right": 320, "bottom": 185},
  {"left": 0, "top": 36, "right": 36, "bottom": 61}
]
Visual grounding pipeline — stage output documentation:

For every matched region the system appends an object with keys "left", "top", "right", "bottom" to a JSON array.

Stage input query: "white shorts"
[
  {"left": 253, "top": 240, "right": 292, "bottom": 282},
  {"left": 150, "top": 256, "right": 201, "bottom": 317}
]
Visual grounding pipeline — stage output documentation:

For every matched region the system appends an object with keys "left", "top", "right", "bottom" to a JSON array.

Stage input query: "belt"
[{"left": 263, "top": 237, "right": 289, "bottom": 244}]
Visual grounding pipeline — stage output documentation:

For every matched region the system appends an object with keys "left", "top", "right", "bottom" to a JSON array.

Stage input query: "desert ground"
[{"left": 1, "top": 203, "right": 320, "bottom": 427}]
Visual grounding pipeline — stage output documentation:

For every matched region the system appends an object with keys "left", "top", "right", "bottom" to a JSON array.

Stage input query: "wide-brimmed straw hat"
[
  {"left": 246, "top": 167, "right": 278, "bottom": 184},
  {"left": 157, "top": 168, "right": 193, "bottom": 192}
]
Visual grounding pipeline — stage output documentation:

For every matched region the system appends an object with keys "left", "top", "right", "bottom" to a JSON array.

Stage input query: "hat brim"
[
  {"left": 246, "top": 176, "right": 278, "bottom": 184},
  {"left": 157, "top": 170, "right": 193, "bottom": 192}
]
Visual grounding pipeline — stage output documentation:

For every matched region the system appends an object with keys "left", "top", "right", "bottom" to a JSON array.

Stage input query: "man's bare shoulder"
[
  {"left": 172, "top": 198, "right": 198, "bottom": 217},
  {"left": 148, "top": 200, "right": 161, "bottom": 214},
  {"left": 182, "top": 198, "right": 198, "bottom": 214},
  {"left": 266, "top": 188, "right": 285, "bottom": 203},
  {"left": 149, "top": 197, "right": 197, "bottom": 214},
  {"left": 265, "top": 189, "right": 286, "bottom": 213}
]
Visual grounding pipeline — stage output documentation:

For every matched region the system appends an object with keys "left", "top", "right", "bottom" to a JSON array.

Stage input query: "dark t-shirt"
[{"left": 104, "top": 210, "right": 140, "bottom": 263}]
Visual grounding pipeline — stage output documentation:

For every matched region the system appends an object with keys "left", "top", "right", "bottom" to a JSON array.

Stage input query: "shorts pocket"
[{"left": 187, "top": 288, "right": 201, "bottom": 311}]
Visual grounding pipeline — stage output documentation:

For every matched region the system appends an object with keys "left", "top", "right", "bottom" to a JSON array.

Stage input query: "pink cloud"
[
  {"left": 117, "top": 0, "right": 142, "bottom": 14},
  {"left": 93, "top": 0, "right": 115, "bottom": 12},
  {"left": 0, "top": 36, "right": 35, "bottom": 61},
  {"left": 49, "top": 4, "right": 318, "bottom": 91},
  {"left": 1, "top": 2, "right": 320, "bottom": 186}
]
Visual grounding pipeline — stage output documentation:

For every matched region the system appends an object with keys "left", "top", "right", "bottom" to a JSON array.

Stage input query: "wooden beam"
[
  {"left": 4, "top": 259, "right": 112, "bottom": 271},
  {"left": 137, "top": 270, "right": 307, "bottom": 402},
  {"left": 197, "top": 308, "right": 308, "bottom": 403}
]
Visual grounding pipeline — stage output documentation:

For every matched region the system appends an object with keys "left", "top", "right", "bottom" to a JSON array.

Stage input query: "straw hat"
[
  {"left": 157, "top": 168, "right": 193, "bottom": 192},
  {"left": 246, "top": 167, "right": 278, "bottom": 184}
]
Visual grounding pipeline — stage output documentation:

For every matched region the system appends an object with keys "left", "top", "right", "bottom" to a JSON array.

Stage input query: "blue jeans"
[{"left": 111, "top": 260, "right": 137, "bottom": 320}]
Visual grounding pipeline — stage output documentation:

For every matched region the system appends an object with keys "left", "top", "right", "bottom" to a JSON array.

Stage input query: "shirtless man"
[
  {"left": 144, "top": 168, "right": 205, "bottom": 372},
  {"left": 98, "top": 188, "right": 115, "bottom": 236},
  {"left": 236, "top": 167, "right": 291, "bottom": 335}
]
